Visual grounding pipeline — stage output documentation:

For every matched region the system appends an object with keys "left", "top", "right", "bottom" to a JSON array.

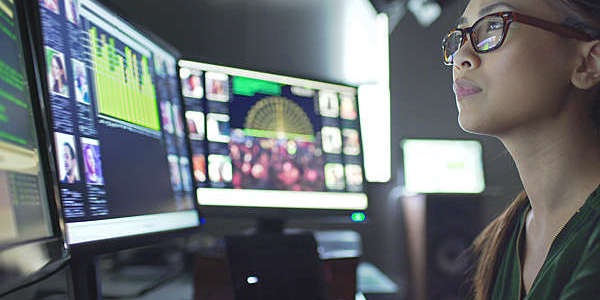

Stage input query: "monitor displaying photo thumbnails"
[{"left": 179, "top": 60, "right": 368, "bottom": 211}]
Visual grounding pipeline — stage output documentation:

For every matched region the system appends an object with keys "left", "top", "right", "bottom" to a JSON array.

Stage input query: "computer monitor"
[
  {"left": 401, "top": 138, "right": 486, "bottom": 194},
  {"left": 0, "top": 0, "right": 68, "bottom": 295},
  {"left": 178, "top": 60, "right": 368, "bottom": 223},
  {"left": 29, "top": 0, "right": 200, "bottom": 246}
]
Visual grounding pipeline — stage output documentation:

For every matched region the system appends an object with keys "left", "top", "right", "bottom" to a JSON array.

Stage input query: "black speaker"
[{"left": 402, "top": 194, "right": 482, "bottom": 300}]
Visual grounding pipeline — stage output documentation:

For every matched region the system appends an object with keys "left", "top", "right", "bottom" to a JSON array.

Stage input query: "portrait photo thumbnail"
[
  {"left": 46, "top": 47, "right": 69, "bottom": 98},
  {"left": 342, "top": 128, "right": 361, "bottom": 156},
  {"left": 208, "top": 154, "right": 232, "bottom": 184},
  {"left": 65, "top": 0, "right": 80, "bottom": 25},
  {"left": 42, "top": 0, "right": 60, "bottom": 14},
  {"left": 55, "top": 132, "right": 80, "bottom": 184},
  {"left": 81, "top": 137, "right": 104, "bottom": 185},
  {"left": 206, "top": 113, "right": 230, "bottom": 143},
  {"left": 192, "top": 154, "right": 207, "bottom": 183},
  {"left": 205, "top": 72, "right": 229, "bottom": 102},
  {"left": 168, "top": 154, "right": 182, "bottom": 191},
  {"left": 340, "top": 94, "right": 358, "bottom": 120},
  {"left": 324, "top": 163, "right": 345, "bottom": 190},
  {"left": 186, "top": 111, "right": 205, "bottom": 140},
  {"left": 72, "top": 58, "right": 89, "bottom": 104},
  {"left": 180, "top": 68, "right": 204, "bottom": 99},
  {"left": 321, "top": 126, "right": 342, "bottom": 154},
  {"left": 319, "top": 90, "right": 339, "bottom": 118}
]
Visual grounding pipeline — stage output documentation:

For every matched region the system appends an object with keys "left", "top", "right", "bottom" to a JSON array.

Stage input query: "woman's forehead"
[{"left": 459, "top": 0, "right": 563, "bottom": 26}]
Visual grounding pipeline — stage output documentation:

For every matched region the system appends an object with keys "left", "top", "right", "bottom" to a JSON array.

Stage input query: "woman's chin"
[{"left": 458, "top": 115, "right": 500, "bottom": 136}]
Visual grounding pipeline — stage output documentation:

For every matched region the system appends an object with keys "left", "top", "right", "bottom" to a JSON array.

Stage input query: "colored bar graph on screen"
[{"left": 88, "top": 26, "right": 159, "bottom": 131}]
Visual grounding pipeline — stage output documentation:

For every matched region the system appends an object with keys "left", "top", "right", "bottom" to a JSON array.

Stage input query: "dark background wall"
[{"left": 103, "top": 0, "right": 523, "bottom": 286}]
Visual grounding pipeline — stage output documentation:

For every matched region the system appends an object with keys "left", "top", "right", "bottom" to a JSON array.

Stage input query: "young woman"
[
  {"left": 441, "top": 0, "right": 600, "bottom": 299},
  {"left": 50, "top": 54, "right": 67, "bottom": 96}
]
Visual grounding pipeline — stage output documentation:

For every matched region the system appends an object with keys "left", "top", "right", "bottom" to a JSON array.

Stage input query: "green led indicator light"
[{"left": 351, "top": 212, "right": 366, "bottom": 222}]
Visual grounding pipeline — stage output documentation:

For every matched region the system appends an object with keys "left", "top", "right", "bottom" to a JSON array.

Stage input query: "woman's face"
[
  {"left": 63, "top": 145, "right": 73, "bottom": 172},
  {"left": 86, "top": 148, "right": 96, "bottom": 173},
  {"left": 52, "top": 57, "right": 63, "bottom": 81},
  {"left": 452, "top": 0, "right": 581, "bottom": 135}
]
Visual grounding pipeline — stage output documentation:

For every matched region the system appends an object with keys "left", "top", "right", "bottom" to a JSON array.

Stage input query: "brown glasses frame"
[{"left": 442, "top": 11, "right": 596, "bottom": 66}]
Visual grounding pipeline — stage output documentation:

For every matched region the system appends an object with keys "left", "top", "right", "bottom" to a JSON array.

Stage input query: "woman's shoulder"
[{"left": 556, "top": 195, "right": 600, "bottom": 299}]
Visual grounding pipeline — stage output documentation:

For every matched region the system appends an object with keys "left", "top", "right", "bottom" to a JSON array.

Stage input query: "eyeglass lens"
[{"left": 443, "top": 15, "right": 505, "bottom": 64}]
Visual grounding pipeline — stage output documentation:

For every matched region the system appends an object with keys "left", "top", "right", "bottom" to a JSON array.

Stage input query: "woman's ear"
[{"left": 572, "top": 42, "right": 600, "bottom": 90}]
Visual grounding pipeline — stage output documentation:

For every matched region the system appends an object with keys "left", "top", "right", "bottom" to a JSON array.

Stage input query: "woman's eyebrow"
[{"left": 455, "top": 2, "right": 518, "bottom": 26}]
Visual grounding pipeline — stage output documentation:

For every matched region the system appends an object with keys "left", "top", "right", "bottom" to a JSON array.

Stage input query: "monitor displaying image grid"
[
  {"left": 179, "top": 60, "right": 367, "bottom": 210},
  {"left": 37, "top": 0, "right": 199, "bottom": 244}
]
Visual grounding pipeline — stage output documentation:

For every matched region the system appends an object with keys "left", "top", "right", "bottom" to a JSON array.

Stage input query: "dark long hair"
[
  {"left": 470, "top": 1, "right": 600, "bottom": 300},
  {"left": 52, "top": 55, "right": 66, "bottom": 84}
]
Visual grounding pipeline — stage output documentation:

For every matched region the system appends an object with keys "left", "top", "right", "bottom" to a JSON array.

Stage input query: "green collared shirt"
[{"left": 491, "top": 187, "right": 600, "bottom": 300}]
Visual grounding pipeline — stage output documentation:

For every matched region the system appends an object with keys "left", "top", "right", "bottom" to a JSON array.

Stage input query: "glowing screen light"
[
  {"left": 351, "top": 212, "right": 366, "bottom": 222},
  {"left": 402, "top": 139, "right": 485, "bottom": 194}
]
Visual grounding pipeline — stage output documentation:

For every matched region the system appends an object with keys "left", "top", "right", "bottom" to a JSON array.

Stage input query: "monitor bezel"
[
  {"left": 23, "top": 0, "right": 203, "bottom": 254},
  {"left": 178, "top": 59, "right": 369, "bottom": 222},
  {"left": 399, "top": 137, "right": 487, "bottom": 196},
  {"left": 0, "top": 0, "right": 70, "bottom": 296}
]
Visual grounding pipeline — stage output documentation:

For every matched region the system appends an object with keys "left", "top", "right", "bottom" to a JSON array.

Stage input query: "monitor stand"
[{"left": 71, "top": 255, "right": 102, "bottom": 300}]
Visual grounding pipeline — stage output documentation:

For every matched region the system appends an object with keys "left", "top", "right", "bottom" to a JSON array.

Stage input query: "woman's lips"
[{"left": 453, "top": 79, "right": 482, "bottom": 100}]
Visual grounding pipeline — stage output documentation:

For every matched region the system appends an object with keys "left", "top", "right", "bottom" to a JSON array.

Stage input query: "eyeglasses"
[{"left": 442, "top": 11, "right": 596, "bottom": 66}]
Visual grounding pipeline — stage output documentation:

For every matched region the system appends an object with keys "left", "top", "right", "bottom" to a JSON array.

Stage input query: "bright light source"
[
  {"left": 358, "top": 13, "right": 391, "bottom": 183},
  {"left": 342, "top": 0, "right": 379, "bottom": 84},
  {"left": 247, "top": 276, "right": 259, "bottom": 284},
  {"left": 407, "top": 0, "right": 442, "bottom": 27},
  {"left": 359, "top": 84, "right": 391, "bottom": 183},
  {"left": 402, "top": 139, "right": 485, "bottom": 194},
  {"left": 351, "top": 212, "right": 366, "bottom": 222}
]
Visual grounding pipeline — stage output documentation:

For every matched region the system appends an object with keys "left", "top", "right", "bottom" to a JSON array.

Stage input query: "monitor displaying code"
[{"left": 0, "top": 0, "right": 53, "bottom": 246}]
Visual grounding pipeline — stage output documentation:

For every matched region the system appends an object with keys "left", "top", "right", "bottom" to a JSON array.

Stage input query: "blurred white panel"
[{"left": 357, "top": 13, "right": 391, "bottom": 182}]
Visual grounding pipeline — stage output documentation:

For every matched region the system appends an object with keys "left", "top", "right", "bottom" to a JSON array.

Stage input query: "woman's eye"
[{"left": 487, "top": 22, "right": 503, "bottom": 32}]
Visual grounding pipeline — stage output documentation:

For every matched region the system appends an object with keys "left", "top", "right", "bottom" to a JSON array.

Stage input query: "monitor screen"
[
  {"left": 179, "top": 60, "right": 368, "bottom": 210},
  {"left": 37, "top": 0, "right": 199, "bottom": 244},
  {"left": 402, "top": 139, "right": 485, "bottom": 194},
  {"left": 0, "top": 0, "right": 53, "bottom": 247}
]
